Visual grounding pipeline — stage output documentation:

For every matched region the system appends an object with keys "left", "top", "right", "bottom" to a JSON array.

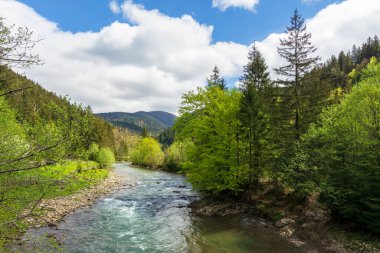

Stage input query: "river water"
[{"left": 24, "top": 163, "right": 301, "bottom": 253}]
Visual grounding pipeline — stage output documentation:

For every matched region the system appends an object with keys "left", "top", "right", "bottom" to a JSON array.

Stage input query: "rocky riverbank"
[
  {"left": 24, "top": 171, "right": 133, "bottom": 227},
  {"left": 190, "top": 197, "right": 379, "bottom": 253}
]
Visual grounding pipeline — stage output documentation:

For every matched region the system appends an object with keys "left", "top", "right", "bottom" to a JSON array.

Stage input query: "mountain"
[{"left": 96, "top": 111, "right": 176, "bottom": 134}]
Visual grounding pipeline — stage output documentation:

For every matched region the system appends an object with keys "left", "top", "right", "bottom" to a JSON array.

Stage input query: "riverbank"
[
  {"left": 190, "top": 197, "right": 380, "bottom": 253},
  {"left": 23, "top": 170, "right": 132, "bottom": 228}
]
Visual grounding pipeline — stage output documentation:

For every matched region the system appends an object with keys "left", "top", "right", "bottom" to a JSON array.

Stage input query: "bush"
[
  {"left": 88, "top": 143, "right": 100, "bottom": 161},
  {"left": 96, "top": 147, "right": 115, "bottom": 168},
  {"left": 164, "top": 141, "right": 194, "bottom": 172},
  {"left": 130, "top": 137, "right": 164, "bottom": 168}
]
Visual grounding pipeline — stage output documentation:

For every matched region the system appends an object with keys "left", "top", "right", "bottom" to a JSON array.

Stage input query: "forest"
[
  {"left": 0, "top": 8, "right": 379, "bottom": 251},
  {"left": 162, "top": 10, "right": 380, "bottom": 235}
]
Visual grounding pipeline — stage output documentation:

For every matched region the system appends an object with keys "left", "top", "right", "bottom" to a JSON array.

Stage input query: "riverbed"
[{"left": 22, "top": 163, "right": 301, "bottom": 252}]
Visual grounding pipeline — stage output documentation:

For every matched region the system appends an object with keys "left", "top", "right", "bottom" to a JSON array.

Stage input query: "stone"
[{"left": 276, "top": 218, "right": 296, "bottom": 227}]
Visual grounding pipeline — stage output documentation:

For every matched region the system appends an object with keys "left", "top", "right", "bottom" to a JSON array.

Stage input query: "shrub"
[
  {"left": 130, "top": 137, "right": 164, "bottom": 168},
  {"left": 88, "top": 143, "right": 100, "bottom": 161},
  {"left": 96, "top": 147, "right": 115, "bottom": 168}
]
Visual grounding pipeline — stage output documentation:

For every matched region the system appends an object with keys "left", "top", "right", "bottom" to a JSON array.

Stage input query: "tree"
[
  {"left": 304, "top": 58, "right": 380, "bottom": 232},
  {"left": 207, "top": 65, "right": 227, "bottom": 90},
  {"left": 275, "top": 9, "right": 320, "bottom": 139},
  {"left": 141, "top": 126, "right": 148, "bottom": 138},
  {"left": 175, "top": 87, "right": 247, "bottom": 193},
  {"left": 96, "top": 147, "right": 116, "bottom": 168},
  {"left": 0, "top": 17, "right": 41, "bottom": 82},
  {"left": 238, "top": 44, "right": 271, "bottom": 185},
  {"left": 130, "top": 137, "right": 165, "bottom": 168},
  {"left": 88, "top": 143, "right": 100, "bottom": 161}
]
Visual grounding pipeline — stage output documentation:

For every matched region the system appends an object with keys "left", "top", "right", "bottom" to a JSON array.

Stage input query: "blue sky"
[
  {"left": 18, "top": 0, "right": 342, "bottom": 44},
  {"left": 1, "top": 0, "right": 378, "bottom": 113}
]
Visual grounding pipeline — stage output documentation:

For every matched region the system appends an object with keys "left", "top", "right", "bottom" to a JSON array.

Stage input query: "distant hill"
[{"left": 96, "top": 111, "right": 176, "bottom": 134}]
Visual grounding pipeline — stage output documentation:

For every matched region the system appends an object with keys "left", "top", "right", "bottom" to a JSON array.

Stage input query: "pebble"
[{"left": 23, "top": 171, "right": 130, "bottom": 227}]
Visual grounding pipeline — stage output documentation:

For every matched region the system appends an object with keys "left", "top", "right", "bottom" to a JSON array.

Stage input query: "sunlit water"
[{"left": 24, "top": 163, "right": 301, "bottom": 253}]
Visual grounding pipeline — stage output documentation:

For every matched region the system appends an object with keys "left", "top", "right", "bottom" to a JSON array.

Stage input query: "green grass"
[{"left": 0, "top": 160, "right": 109, "bottom": 251}]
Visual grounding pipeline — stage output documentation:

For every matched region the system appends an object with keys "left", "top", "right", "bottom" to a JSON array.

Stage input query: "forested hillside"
[
  {"left": 1, "top": 68, "right": 116, "bottom": 155},
  {"left": 97, "top": 111, "right": 176, "bottom": 134}
]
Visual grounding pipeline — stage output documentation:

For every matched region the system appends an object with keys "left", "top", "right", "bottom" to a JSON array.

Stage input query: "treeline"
[
  {"left": 162, "top": 11, "right": 379, "bottom": 234},
  {"left": 0, "top": 67, "right": 115, "bottom": 159}
]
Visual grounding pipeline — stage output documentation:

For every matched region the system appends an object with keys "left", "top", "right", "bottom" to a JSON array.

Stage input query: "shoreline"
[
  {"left": 24, "top": 170, "right": 132, "bottom": 228},
  {"left": 190, "top": 198, "right": 380, "bottom": 253},
  {"left": 14, "top": 165, "right": 379, "bottom": 253}
]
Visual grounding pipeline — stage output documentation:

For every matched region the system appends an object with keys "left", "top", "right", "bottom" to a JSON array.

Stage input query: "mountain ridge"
[{"left": 96, "top": 111, "right": 176, "bottom": 134}]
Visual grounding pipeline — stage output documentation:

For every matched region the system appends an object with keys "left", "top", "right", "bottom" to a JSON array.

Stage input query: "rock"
[
  {"left": 22, "top": 171, "right": 130, "bottom": 227},
  {"left": 275, "top": 218, "right": 296, "bottom": 227},
  {"left": 173, "top": 190, "right": 181, "bottom": 193},
  {"left": 279, "top": 226, "right": 295, "bottom": 237}
]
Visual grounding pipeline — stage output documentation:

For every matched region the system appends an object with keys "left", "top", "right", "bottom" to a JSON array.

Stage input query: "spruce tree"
[
  {"left": 275, "top": 9, "right": 320, "bottom": 139},
  {"left": 239, "top": 44, "right": 270, "bottom": 185},
  {"left": 207, "top": 65, "right": 227, "bottom": 90}
]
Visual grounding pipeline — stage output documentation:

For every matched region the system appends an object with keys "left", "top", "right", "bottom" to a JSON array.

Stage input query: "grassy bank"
[{"left": 0, "top": 161, "right": 109, "bottom": 250}]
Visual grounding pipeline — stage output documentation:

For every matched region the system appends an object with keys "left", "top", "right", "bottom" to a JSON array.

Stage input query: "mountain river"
[{"left": 23, "top": 163, "right": 301, "bottom": 253}]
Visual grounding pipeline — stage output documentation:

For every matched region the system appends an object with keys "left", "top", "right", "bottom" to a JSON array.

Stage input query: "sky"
[{"left": 0, "top": 0, "right": 379, "bottom": 114}]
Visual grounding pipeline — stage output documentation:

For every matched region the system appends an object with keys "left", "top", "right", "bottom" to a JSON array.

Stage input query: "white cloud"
[
  {"left": 256, "top": 0, "right": 380, "bottom": 78},
  {"left": 0, "top": 0, "right": 247, "bottom": 113},
  {"left": 212, "top": 0, "right": 259, "bottom": 11},
  {"left": 109, "top": 0, "right": 121, "bottom": 14},
  {"left": 0, "top": 0, "right": 379, "bottom": 114}
]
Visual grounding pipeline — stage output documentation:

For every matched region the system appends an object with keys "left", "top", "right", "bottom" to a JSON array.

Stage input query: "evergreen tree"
[
  {"left": 207, "top": 65, "right": 227, "bottom": 90},
  {"left": 275, "top": 9, "right": 320, "bottom": 139},
  {"left": 239, "top": 44, "right": 270, "bottom": 184},
  {"left": 141, "top": 126, "right": 148, "bottom": 138}
]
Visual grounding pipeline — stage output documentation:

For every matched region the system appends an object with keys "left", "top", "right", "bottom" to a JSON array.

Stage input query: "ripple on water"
[{"left": 22, "top": 163, "right": 303, "bottom": 253}]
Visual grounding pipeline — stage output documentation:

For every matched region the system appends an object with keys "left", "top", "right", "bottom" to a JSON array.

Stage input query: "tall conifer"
[
  {"left": 239, "top": 44, "right": 270, "bottom": 185},
  {"left": 275, "top": 9, "right": 320, "bottom": 139}
]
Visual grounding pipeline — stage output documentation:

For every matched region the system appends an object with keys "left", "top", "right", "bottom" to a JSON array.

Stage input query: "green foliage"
[
  {"left": 112, "top": 127, "right": 140, "bottom": 161},
  {"left": 0, "top": 161, "right": 107, "bottom": 248},
  {"left": 96, "top": 147, "right": 116, "bottom": 168},
  {"left": 88, "top": 143, "right": 100, "bottom": 161},
  {"left": 0, "top": 67, "right": 116, "bottom": 159},
  {"left": 130, "top": 137, "right": 165, "bottom": 168},
  {"left": 141, "top": 126, "right": 148, "bottom": 137},
  {"left": 164, "top": 140, "right": 193, "bottom": 171},
  {"left": 304, "top": 59, "right": 380, "bottom": 232},
  {"left": 175, "top": 87, "right": 248, "bottom": 193},
  {"left": 275, "top": 9, "right": 320, "bottom": 139},
  {"left": 158, "top": 127, "right": 175, "bottom": 148},
  {"left": 238, "top": 44, "right": 272, "bottom": 184},
  {"left": 206, "top": 65, "right": 226, "bottom": 90},
  {"left": 0, "top": 19, "right": 117, "bottom": 250},
  {"left": 276, "top": 142, "right": 321, "bottom": 200}
]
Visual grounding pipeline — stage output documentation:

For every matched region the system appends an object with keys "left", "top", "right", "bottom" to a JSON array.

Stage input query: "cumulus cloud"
[
  {"left": 212, "top": 0, "right": 259, "bottom": 11},
  {"left": 109, "top": 0, "right": 121, "bottom": 14},
  {"left": 256, "top": 0, "right": 380, "bottom": 78},
  {"left": 0, "top": 0, "right": 247, "bottom": 113},
  {"left": 0, "top": 0, "right": 379, "bottom": 114}
]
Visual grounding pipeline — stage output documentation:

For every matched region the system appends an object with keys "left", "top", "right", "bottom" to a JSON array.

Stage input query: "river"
[{"left": 23, "top": 163, "right": 301, "bottom": 253}]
